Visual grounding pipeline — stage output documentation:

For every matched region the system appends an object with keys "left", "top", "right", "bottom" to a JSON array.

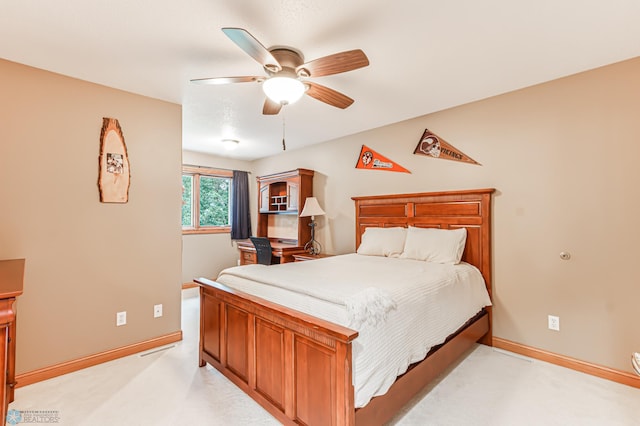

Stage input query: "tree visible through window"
[
  {"left": 182, "top": 166, "right": 232, "bottom": 234},
  {"left": 199, "top": 176, "right": 229, "bottom": 226},
  {"left": 182, "top": 175, "right": 193, "bottom": 227}
]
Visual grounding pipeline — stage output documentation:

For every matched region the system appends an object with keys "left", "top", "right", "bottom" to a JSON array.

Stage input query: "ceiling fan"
[{"left": 191, "top": 27, "right": 370, "bottom": 115}]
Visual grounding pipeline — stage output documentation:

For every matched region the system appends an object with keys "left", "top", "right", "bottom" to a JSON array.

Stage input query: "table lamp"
[{"left": 299, "top": 197, "right": 325, "bottom": 255}]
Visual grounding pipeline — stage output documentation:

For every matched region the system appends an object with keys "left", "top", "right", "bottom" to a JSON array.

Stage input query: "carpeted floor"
[{"left": 10, "top": 288, "right": 640, "bottom": 425}]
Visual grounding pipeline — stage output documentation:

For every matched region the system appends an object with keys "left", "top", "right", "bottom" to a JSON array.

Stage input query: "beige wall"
[
  {"left": 0, "top": 59, "right": 183, "bottom": 374},
  {"left": 181, "top": 151, "right": 253, "bottom": 282},
  {"left": 246, "top": 57, "right": 640, "bottom": 374},
  {"left": 14, "top": 52, "right": 635, "bottom": 381}
]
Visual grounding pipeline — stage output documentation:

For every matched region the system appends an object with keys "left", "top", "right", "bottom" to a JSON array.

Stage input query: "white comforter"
[{"left": 215, "top": 253, "right": 491, "bottom": 408}]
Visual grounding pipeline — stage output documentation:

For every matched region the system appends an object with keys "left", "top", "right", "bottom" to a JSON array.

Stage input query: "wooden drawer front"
[{"left": 241, "top": 250, "right": 257, "bottom": 265}]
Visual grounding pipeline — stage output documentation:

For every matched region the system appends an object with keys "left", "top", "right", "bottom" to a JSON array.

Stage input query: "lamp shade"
[
  {"left": 263, "top": 76, "right": 306, "bottom": 105},
  {"left": 299, "top": 197, "right": 325, "bottom": 217}
]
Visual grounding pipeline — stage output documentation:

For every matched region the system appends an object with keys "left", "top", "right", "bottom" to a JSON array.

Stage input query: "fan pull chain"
[{"left": 282, "top": 108, "right": 287, "bottom": 151}]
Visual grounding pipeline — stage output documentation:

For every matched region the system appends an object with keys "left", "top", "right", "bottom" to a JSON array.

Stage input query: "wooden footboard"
[{"left": 197, "top": 277, "right": 359, "bottom": 426}]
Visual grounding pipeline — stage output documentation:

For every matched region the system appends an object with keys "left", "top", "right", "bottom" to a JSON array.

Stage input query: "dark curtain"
[{"left": 230, "top": 170, "right": 252, "bottom": 240}]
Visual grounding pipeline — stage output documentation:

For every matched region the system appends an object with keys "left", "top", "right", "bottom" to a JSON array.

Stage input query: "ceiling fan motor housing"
[{"left": 267, "top": 48, "right": 308, "bottom": 78}]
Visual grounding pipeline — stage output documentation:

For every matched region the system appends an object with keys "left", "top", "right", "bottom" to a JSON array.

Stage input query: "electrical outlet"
[
  {"left": 116, "top": 311, "right": 127, "bottom": 326},
  {"left": 154, "top": 304, "right": 163, "bottom": 318},
  {"left": 548, "top": 315, "right": 560, "bottom": 331}
]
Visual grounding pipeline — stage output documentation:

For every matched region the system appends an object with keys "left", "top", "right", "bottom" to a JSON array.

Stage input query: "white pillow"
[
  {"left": 401, "top": 226, "right": 467, "bottom": 264},
  {"left": 357, "top": 227, "right": 407, "bottom": 257}
]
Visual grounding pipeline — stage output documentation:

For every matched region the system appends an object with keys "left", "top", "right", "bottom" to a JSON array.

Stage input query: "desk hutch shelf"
[{"left": 256, "top": 168, "right": 314, "bottom": 245}]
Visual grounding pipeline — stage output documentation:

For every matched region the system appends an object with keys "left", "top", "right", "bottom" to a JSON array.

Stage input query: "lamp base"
[
  {"left": 304, "top": 219, "right": 322, "bottom": 255},
  {"left": 304, "top": 239, "right": 322, "bottom": 255}
]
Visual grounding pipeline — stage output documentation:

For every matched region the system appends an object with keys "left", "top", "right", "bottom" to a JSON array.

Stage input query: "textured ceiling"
[{"left": 2, "top": 1, "right": 640, "bottom": 160}]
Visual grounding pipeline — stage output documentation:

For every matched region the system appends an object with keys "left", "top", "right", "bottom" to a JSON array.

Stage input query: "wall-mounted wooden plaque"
[{"left": 98, "top": 118, "right": 130, "bottom": 203}]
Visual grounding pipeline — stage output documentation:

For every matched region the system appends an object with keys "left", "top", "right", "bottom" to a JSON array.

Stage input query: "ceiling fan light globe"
[{"left": 263, "top": 77, "right": 306, "bottom": 105}]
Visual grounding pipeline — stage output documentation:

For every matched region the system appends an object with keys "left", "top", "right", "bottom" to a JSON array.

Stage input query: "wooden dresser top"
[{"left": 0, "top": 259, "right": 25, "bottom": 298}]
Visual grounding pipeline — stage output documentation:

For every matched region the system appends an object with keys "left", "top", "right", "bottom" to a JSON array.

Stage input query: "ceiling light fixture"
[
  {"left": 262, "top": 76, "right": 306, "bottom": 105},
  {"left": 221, "top": 139, "right": 239, "bottom": 150}
]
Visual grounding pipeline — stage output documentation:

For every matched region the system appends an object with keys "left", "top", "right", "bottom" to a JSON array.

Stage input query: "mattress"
[{"left": 216, "top": 253, "right": 491, "bottom": 408}]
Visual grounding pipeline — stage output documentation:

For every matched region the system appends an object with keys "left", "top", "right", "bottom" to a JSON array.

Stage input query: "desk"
[
  {"left": 0, "top": 259, "right": 25, "bottom": 422},
  {"left": 237, "top": 240, "right": 306, "bottom": 265}
]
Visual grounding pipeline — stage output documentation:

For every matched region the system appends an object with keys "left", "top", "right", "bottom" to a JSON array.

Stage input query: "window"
[{"left": 182, "top": 166, "right": 232, "bottom": 234}]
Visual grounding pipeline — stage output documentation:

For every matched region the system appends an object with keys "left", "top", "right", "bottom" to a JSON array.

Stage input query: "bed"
[{"left": 196, "top": 188, "right": 495, "bottom": 425}]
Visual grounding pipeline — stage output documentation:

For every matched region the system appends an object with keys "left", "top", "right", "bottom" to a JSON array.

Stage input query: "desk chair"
[{"left": 249, "top": 237, "right": 276, "bottom": 265}]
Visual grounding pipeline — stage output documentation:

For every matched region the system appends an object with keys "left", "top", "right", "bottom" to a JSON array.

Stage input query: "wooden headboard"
[{"left": 352, "top": 188, "right": 495, "bottom": 301}]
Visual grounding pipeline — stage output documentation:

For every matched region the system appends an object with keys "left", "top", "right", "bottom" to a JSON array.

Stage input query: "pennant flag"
[
  {"left": 413, "top": 129, "right": 480, "bottom": 165},
  {"left": 355, "top": 145, "right": 411, "bottom": 173}
]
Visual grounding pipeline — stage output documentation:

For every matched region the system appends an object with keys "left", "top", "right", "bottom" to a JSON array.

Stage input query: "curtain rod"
[{"left": 182, "top": 164, "right": 252, "bottom": 174}]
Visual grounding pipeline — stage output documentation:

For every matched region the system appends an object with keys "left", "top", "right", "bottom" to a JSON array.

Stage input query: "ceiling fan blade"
[
  {"left": 305, "top": 82, "right": 354, "bottom": 109},
  {"left": 190, "top": 76, "right": 263, "bottom": 85},
  {"left": 222, "top": 27, "right": 281, "bottom": 72},
  {"left": 262, "top": 98, "right": 283, "bottom": 115},
  {"left": 297, "top": 49, "right": 369, "bottom": 77}
]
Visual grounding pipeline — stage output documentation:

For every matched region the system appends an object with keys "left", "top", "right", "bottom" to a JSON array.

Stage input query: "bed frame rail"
[{"left": 355, "top": 311, "right": 489, "bottom": 425}]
